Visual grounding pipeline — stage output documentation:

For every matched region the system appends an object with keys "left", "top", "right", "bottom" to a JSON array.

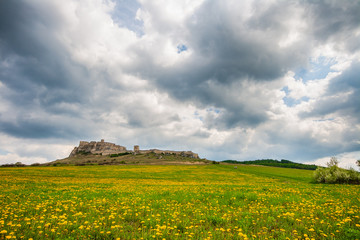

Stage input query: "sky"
[{"left": 0, "top": 0, "right": 359, "bottom": 168}]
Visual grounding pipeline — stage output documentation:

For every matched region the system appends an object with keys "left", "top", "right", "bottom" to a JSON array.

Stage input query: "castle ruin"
[
  {"left": 69, "top": 140, "right": 200, "bottom": 159},
  {"left": 69, "top": 139, "right": 127, "bottom": 157}
]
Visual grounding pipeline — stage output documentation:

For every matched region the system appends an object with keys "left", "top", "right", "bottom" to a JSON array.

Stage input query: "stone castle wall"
[
  {"left": 138, "top": 149, "right": 199, "bottom": 159},
  {"left": 69, "top": 139, "right": 127, "bottom": 157}
]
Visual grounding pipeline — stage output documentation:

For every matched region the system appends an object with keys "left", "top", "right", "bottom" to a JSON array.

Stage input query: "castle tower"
[{"left": 134, "top": 145, "right": 140, "bottom": 153}]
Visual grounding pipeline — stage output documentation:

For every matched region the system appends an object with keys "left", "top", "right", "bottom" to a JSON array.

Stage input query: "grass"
[{"left": 0, "top": 164, "right": 359, "bottom": 239}]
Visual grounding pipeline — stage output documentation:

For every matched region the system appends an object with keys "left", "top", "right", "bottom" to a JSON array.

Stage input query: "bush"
[
  {"left": 109, "top": 152, "right": 131, "bottom": 158},
  {"left": 313, "top": 157, "right": 360, "bottom": 184}
]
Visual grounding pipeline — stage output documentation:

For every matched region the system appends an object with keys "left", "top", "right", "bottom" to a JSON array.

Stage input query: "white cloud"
[{"left": 0, "top": 133, "right": 74, "bottom": 165}]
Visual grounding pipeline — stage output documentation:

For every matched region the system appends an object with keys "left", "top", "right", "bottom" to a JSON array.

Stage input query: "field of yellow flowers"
[{"left": 0, "top": 164, "right": 359, "bottom": 239}]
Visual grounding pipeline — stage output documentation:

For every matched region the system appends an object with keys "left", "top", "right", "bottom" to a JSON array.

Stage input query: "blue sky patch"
[
  {"left": 110, "top": 0, "right": 144, "bottom": 36},
  {"left": 281, "top": 86, "right": 310, "bottom": 107},
  {"left": 283, "top": 96, "right": 310, "bottom": 107},
  {"left": 294, "top": 56, "right": 336, "bottom": 82},
  {"left": 177, "top": 44, "right": 188, "bottom": 53}
]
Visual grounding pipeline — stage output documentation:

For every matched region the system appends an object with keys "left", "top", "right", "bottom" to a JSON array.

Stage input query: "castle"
[{"left": 69, "top": 139, "right": 199, "bottom": 159}]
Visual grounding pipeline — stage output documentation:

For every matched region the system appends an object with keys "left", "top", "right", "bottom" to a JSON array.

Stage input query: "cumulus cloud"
[{"left": 0, "top": 0, "right": 359, "bottom": 164}]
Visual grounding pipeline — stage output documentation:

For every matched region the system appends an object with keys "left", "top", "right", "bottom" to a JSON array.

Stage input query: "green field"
[{"left": 1, "top": 165, "right": 359, "bottom": 239}]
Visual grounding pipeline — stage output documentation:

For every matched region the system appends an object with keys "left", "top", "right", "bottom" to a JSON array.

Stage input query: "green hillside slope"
[
  {"left": 45, "top": 152, "right": 211, "bottom": 166},
  {"left": 222, "top": 159, "right": 317, "bottom": 170}
]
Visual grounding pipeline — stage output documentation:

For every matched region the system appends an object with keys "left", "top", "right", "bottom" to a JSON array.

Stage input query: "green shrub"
[
  {"left": 313, "top": 157, "right": 360, "bottom": 184},
  {"left": 109, "top": 152, "right": 131, "bottom": 158}
]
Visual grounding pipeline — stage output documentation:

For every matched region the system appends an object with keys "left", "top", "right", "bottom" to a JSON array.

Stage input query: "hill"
[
  {"left": 43, "top": 139, "right": 209, "bottom": 166},
  {"left": 222, "top": 159, "right": 318, "bottom": 170},
  {"left": 46, "top": 151, "right": 211, "bottom": 166}
]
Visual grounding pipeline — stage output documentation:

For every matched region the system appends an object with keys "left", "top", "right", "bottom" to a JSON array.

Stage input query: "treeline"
[
  {"left": 1, "top": 162, "right": 27, "bottom": 167},
  {"left": 0, "top": 162, "right": 43, "bottom": 167},
  {"left": 222, "top": 159, "right": 318, "bottom": 170}
]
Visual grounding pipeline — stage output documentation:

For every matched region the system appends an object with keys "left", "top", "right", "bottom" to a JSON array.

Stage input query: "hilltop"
[
  {"left": 222, "top": 159, "right": 318, "bottom": 170},
  {"left": 45, "top": 139, "right": 210, "bottom": 166}
]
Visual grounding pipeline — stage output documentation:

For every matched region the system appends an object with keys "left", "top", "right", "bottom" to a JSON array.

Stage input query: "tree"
[
  {"left": 313, "top": 157, "right": 360, "bottom": 184},
  {"left": 327, "top": 157, "right": 338, "bottom": 167},
  {"left": 357, "top": 159, "right": 360, "bottom": 169}
]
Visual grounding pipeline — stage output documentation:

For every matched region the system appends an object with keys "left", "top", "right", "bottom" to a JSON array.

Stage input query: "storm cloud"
[{"left": 0, "top": 0, "right": 359, "bottom": 167}]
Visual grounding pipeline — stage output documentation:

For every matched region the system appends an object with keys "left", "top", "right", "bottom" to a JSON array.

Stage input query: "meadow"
[{"left": 0, "top": 164, "right": 359, "bottom": 240}]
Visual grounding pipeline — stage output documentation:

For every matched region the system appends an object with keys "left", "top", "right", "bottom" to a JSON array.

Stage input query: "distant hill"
[
  {"left": 45, "top": 151, "right": 211, "bottom": 166},
  {"left": 221, "top": 159, "right": 318, "bottom": 170}
]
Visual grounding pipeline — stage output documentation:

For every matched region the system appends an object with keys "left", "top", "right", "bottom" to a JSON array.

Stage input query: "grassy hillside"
[
  {"left": 1, "top": 165, "right": 359, "bottom": 239},
  {"left": 45, "top": 152, "right": 211, "bottom": 166},
  {"left": 222, "top": 159, "right": 318, "bottom": 170}
]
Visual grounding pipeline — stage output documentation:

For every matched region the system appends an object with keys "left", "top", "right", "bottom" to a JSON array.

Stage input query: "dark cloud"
[
  {"left": 0, "top": 1, "right": 96, "bottom": 139},
  {"left": 127, "top": 1, "right": 313, "bottom": 129},
  {"left": 0, "top": 0, "right": 90, "bottom": 96},
  {"left": 265, "top": 126, "right": 359, "bottom": 161},
  {"left": 143, "top": 0, "right": 359, "bottom": 132},
  {"left": 126, "top": 107, "right": 180, "bottom": 128},
  {"left": 305, "top": 0, "right": 360, "bottom": 51},
  {"left": 0, "top": 115, "right": 93, "bottom": 140}
]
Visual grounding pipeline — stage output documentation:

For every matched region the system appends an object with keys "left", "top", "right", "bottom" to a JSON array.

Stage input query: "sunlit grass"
[{"left": 1, "top": 165, "right": 359, "bottom": 239}]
